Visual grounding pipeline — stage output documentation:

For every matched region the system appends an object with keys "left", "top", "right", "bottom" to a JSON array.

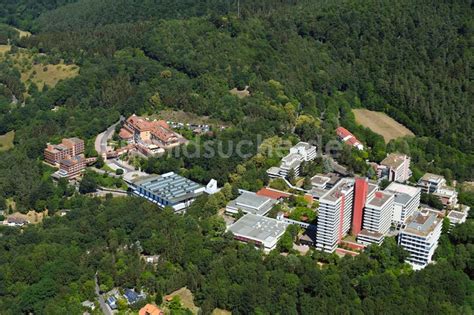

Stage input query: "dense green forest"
[{"left": 0, "top": 0, "right": 473, "bottom": 313}]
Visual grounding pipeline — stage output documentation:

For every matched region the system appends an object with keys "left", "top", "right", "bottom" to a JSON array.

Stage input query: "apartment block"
[
  {"left": 417, "top": 173, "right": 458, "bottom": 208},
  {"left": 417, "top": 173, "right": 446, "bottom": 194},
  {"left": 58, "top": 155, "right": 86, "bottom": 179},
  {"left": 357, "top": 191, "right": 394, "bottom": 245},
  {"left": 385, "top": 182, "right": 421, "bottom": 227},
  {"left": 378, "top": 153, "right": 411, "bottom": 182},
  {"left": 44, "top": 137, "right": 84, "bottom": 165},
  {"left": 316, "top": 178, "right": 355, "bottom": 253},
  {"left": 398, "top": 210, "right": 442, "bottom": 270}
]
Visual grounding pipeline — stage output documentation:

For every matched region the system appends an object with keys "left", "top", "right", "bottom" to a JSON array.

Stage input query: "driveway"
[{"left": 95, "top": 273, "right": 113, "bottom": 315}]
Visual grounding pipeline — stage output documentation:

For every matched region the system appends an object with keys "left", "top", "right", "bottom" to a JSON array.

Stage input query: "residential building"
[
  {"left": 266, "top": 142, "right": 317, "bottom": 178},
  {"left": 228, "top": 213, "right": 289, "bottom": 251},
  {"left": 417, "top": 173, "right": 458, "bottom": 208},
  {"left": 131, "top": 172, "right": 205, "bottom": 211},
  {"left": 58, "top": 155, "right": 86, "bottom": 179},
  {"left": 417, "top": 173, "right": 446, "bottom": 194},
  {"left": 119, "top": 114, "right": 187, "bottom": 149},
  {"left": 398, "top": 210, "right": 442, "bottom": 270},
  {"left": 106, "top": 296, "right": 117, "bottom": 310},
  {"left": 6, "top": 216, "right": 29, "bottom": 227},
  {"left": 310, "top": 173, "right": 341, "bottom": 190},
  {"left": 256, "top": 187, "right": 290, "bottom": 200},
  {"left": 357, "top": 191, "right": 394, "bottom": 245},
  {"left": 378, "top": 153, "right": 411, "bottom": 182},
  {"left": 433, "top": 186, "right": 458, "bottom": 208},
  {"left": 336, "top": 127, "right": 364, "bottom": 150},
  {"left": 447, "top": 205, "right": 470, "bottom": 228},
  {"left": 139, "top": 304, "right": 164, "bottom": 315},
  {"left": 315, "top": 178, "right": 355, "bottom": 253},
  {"left": 290, "top": 141, "right": 317, "bottom": 161},
  {"left": 226, "top": 191, "right": 278, "bottom": 216},
  {"left": 44, "top": 137, "right": 84, "bottom": 165},
  {"left": 123, "top": 289, "right": 145, "bottom": 305},
  {"left": 385, "top": 182, "right": 421, "bottom": 227}
]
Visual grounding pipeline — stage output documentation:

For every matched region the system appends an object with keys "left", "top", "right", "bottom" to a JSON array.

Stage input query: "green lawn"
[{"left": 0, "top": 131, "right": 15, "bottom": 152}]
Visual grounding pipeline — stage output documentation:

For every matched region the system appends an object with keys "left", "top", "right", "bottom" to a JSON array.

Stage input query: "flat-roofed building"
[
  {"left": 447, "top": 205, "right": 469, "bottom": 228},
  {"left": 417, "top": 173, "right": 446, "bottom": 194},
  {"left": 357, "top": 191, "right": 394, "bottom": 245},
  {"left": 398, "top": 210, "right": 442, "bottom": 270},
  {"left": 315, "top": 178, "right": 355, "bottom": 253},
  {"left": 310, "top": 173, "right": 341, "bottom": 190},
  {"left": 228, "top": 213, "right": 289, "bottom": 251},
  {"left": 290, "top": 142, "right": 317, "bottom": 161},
  {"left": 58, "top": 155, "right": 86, "bottom": 179},
  {"left": 131, "top": 172, "right": 205, "bottom": 211},
  {"left": 433, "top": 186, "right": 458, "bottom": 208},
  {"left": 379, "top": 153, "right": 411, "bottom": 182},
  {"left": 385, "top": 182, "right": 421, "bottom": 227},
  {"left": 266, "top": 142, "right": 317, "bottom": 178},
  {"left": 226, "top": 191, "right": 278, "bottom": 216}
]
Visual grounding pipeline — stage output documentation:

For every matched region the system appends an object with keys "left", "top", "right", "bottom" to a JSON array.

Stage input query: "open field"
[
  {"left": 165, "top": 287, "right": 200, "bottom": 314},
  {"left": 0, "top": 131, "right": 15, "bottom": 152},
  {"left": 212, "top": 309, "right": 232, "bottom": 315},
  {"left": 353, "top": 108, "right": 414, "bottom": 142},
  {"left": 0, "top": 44, "right": 11, "bottom": 54},
  {"left": 0, "top": 47, "right": 79, "bottom": 92}
]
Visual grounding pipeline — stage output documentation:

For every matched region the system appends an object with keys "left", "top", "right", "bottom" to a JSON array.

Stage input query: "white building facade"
[{"left": 316, "top": 179, "right": 355, "bottom": 253}]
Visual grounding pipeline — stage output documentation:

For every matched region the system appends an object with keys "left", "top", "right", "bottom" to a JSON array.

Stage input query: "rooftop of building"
[
  {"left": 358, "top": 229, "right": 384, "bottom": 239},
  {"left": 139, "top": 304, "right": 163, "bottom": 315},
  {"left": 228, "top": 213, "right": 288, "bottom": 244},
  {"left": 311, "top": 174, "right": 330, "bottom": 186},
  {"left": 312, "top": 173, "right": 341, "bottom": 186},
  {"left": 256, "top": 187, "right": 290, "bottom": 200},
  {"left": 133, "top": 172, "right": 202, "bottom": 204},
  {"left": 385, "top": 182, "right": 420, "bottom": 204},
  {"left": 281, "top": 153, "right": 303, "bottom": 169},
  {"left": 403, "top": 210, "right": 441, "bottom": 237},
  {"left": 59, "top": 155, "right": 85, "bottom": 166},
  {"left": 419, "top": 173, "right": 445, "bottom": 184},
  {"left": 447, "top": 210, "right": 466, "bottom": 221},
  {"left": 227, "top": 192, "right": 277, "bottom": 216},
  {"left": 320, "top": 178, "right": 355, "bottom": 203},
  {"left": 380, "top": 153, "right": 409, "bottom": 169},
  {"left": 366, "top": 191, "right": 394, "bottom": 208},
  {"left": 292, "top": 141, "right": 315, "bottom": 151}
]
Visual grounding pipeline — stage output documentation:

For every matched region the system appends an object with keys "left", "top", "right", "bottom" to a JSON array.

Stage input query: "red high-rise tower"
[{"left": 352, "top": 178, "right": 368, "bottom": 235}]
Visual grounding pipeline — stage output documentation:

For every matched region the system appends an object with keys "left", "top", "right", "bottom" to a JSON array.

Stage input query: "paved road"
[
  {"left": 95, "top": 116, "right": 124, "bottom": 155},
  {"left": 109, "top": 158, "right": 134, "bottom": 172},
  {"left": 95, "top": 273, "right": 112, "bottom": 315}
]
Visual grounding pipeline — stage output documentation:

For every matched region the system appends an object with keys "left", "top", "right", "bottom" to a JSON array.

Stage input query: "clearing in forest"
[
  {"left": 164, "top": 287, "right": 200, "bottom": 314},
  {"left": 353, "top": 108, "right": 414, "bottom": 142},
  {"left": 0, "top": 45, "right": 11, "bottom": 54},
  {"left": 0, "top": 47, "right": 79, "bottom": 92},
  {"left": 0, "top": 131, "right": 15, "bottom": 152}
]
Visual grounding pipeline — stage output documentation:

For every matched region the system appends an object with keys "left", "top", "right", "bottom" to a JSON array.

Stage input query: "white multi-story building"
[
  {"left": 357, "top": 191, "right": 394, "bottom": 245},
  {"left": 267, "top": 142, "right": 317, "bottom": 178},
  {"left": 417, "top": 173, "right": 446, "bottom": 194},
  {"left": 417, "top": 173, "right": 458, "bottom": 208},
  {"left": 385, "top": 182, "right": 421, "bottom": 227},
  {"left": 289, "top": 142, "right": 317, "bottom": 161},
  {"left": 315, "top": 178, "right": 355, "bottom": 253},
  {"left": 398, "top": 210, "right": 442, "bottom": 270},
  {"left": 378, "top": 153, "right": 411, "bottom": 182}
]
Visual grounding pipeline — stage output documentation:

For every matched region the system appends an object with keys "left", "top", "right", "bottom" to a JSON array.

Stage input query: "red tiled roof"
[
  {"left": 336, "top": 127, "right": 353, "bottom": 139},
  {"left": 256, "top": 187, "right": 291, "bottom": 200},
  {"left": 119, "top": 128, "right": 133, "bottom": 139}
]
